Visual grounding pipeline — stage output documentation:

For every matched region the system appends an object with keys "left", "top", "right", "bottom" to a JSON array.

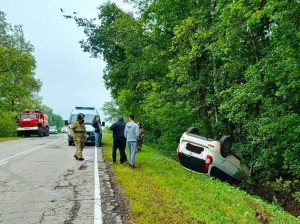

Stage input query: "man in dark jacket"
[
  {"left": 110, "top": 115, "right": 127, "bottom": 164},
  {"left": 92, "top": 115, "right": 102, "bottom": 147}
]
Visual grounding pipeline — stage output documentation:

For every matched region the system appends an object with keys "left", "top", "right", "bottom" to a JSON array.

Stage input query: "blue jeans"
[
  {"left": 127, "top": 141, "right": 137, "bottom": 166},
  {"left": 95, "top": 132, "right": 102, "bottom": 147}
]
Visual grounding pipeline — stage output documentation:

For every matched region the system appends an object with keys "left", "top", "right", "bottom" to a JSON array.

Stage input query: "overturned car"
[{"left": 177, "top": 127, "right": 252, "bottom": 184}]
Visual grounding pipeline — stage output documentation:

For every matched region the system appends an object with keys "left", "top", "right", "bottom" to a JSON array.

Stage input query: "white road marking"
[
  {"left": 0, "top": 139, "right": 60, "bottom": 165},
  {"left": 0, "top": 161, "right": 8, "bottom": 166},
  {"left": 94, "top": 146, "right": 103, "bottom": 224}
]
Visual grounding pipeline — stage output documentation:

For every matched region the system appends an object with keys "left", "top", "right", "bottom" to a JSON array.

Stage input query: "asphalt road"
[{"left": 0, "top": 134, "right": 102, "bottom": 224}]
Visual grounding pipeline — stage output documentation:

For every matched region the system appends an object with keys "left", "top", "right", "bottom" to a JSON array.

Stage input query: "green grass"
[
  {"left": 0, "top": 137, "right": 22, "bottom": 142},
  {"left": 101, "top": 133, "right": 299, "bottom": 224}
]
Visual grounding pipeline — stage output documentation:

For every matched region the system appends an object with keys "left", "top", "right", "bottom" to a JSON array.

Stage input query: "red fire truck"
[{"left": 17, "top": 110, "right": 49, "bottom": 137}]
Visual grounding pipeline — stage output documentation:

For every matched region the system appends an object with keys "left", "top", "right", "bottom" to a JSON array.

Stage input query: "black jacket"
[
  {"left": 110, "top": 121, "right": 126, "bottom": 140},
  {"left": 92, "top": 121, "right": 101, "bottom": 133}
]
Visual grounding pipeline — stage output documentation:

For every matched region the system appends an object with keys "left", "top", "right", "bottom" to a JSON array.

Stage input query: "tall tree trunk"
[{"left": 194, "top": 56, "right": 212, "bottom": 138}]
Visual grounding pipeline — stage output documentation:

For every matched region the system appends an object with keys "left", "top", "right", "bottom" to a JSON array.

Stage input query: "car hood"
[{"left": 85, "top": 124, "right": 95, "bottom": 132}]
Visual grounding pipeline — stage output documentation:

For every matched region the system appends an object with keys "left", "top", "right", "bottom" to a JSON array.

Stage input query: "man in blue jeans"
[
  {"left": 124, "top": 115, "right": 139, "bottom": 168},
  {"left": 110, "top": 116, "right": 127, "bottom": 164}
]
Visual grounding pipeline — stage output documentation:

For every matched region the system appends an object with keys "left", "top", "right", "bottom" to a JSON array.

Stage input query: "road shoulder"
[{"left": 98, "top": 148, "right": 132, "bottom": 224}]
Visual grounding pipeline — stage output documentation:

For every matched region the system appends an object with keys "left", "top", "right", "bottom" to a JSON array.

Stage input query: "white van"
[{"left": 65, "top": 107, "right": 105, "bottom": 146}]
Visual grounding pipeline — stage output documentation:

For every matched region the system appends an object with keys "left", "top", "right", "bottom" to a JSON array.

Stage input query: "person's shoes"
[
  {"left": 74, "top": 155, "right": 78, "bottom": 159},
  {"left": 78, "top": 158, "right": 84, "bottom": 161},
  {"left": 129, "top": 164, "right": 136, "bottom": 169}
]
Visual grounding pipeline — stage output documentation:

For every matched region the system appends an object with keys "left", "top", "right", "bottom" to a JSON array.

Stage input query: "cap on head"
[
  {"left": 129, "top": 114, "right": 135, "bottom": 120},
  {"left": 117, "top": 115, "right": 123, "bottom": 121}
]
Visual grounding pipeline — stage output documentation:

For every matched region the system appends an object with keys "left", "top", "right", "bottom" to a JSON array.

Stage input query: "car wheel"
[
  {"left": 220, "top": 136, "right": 232, "bottom": 158},
  {"left": 186, "top": 127, "right": 199, "bottom": 135}
]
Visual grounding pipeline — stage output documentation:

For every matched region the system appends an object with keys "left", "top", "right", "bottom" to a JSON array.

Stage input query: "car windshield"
[
  {"left": 69, "top": 114, "right": 95, "bottom": 125},
  {"left": 50, "top": 126, "right": 56, "bottom": 129},
  {"left": 21, "top": 114, "right": 39, "bottom": 119}
]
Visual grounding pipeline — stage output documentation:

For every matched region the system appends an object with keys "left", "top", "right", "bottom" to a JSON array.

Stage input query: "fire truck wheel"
[
  {"left": 38, "top": 127, "right": 44, "bottom": 137},
  {"left": 44, "top": 127, "right": 49, "bottom": 136}
]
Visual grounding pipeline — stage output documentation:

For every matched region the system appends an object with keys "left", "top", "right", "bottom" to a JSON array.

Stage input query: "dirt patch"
[
  {"left": 245, "top": 177, "right": 300, "bottom": 218},
  {"left": 249, "top": 202, "right": 273, "bottom": 224},
  {"left": 78, "top": 164, "right": 87, "bottom": 170}
]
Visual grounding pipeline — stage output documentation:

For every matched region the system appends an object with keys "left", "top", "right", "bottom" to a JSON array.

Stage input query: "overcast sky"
[{"left": 0, "top": 0, "right": 132, "bottom": 120}]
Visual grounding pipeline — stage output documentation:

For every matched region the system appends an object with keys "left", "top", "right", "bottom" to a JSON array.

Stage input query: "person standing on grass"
[
  {"left": 110, "top": 116, "right": 127, "bottom": 164},
  {"left": 137, "top": 123, "right": 144, "bottom": 152},
  {"left": 124, "top": 115, "right": 139, "bottom": 168}
]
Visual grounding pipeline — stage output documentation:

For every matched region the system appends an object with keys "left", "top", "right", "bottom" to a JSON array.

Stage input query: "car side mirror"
[
  {"left": 101, "top": 122, "right": 105, "bottom": 127},
  {"left": 64, "top": 120, "right": 69, "bottom": 125}
]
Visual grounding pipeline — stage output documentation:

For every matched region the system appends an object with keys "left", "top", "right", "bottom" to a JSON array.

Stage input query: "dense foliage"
[
  {"left": 0, "top": 11, "right": 62, "bottom": 137},
  {"left": 0, "top": 10, "right": 41, "bottom": 137},
  {"left": 42, "top": 105, "right": 64, "bottom": 130},
  {"left": 72, "top": 1, "right": 299, "bottom": 183}
]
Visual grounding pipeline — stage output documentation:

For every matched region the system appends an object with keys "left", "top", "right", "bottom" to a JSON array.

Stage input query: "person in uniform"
[
  {"left": 137, "top": 123, "right": 144, "bottom": 152},
  {"left": 70, "top": 113, "right": 87, "bottom": 161}
]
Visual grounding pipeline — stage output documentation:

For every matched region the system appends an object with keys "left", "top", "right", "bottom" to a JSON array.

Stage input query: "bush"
[{"left": 0, "top": 111, "right": 17, "bottom": 137}]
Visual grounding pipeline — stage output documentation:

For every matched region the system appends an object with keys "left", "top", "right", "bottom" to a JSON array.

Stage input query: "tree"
[
  {"left": 42, "top": 105, "right": 64, "bottom": 130},
  {"left": 0, "top": 10, "right": 41, "bottom": 113},
  {"left": 0, "top": 10, "right": 42, "bottom": 137},
  {"left": 73, "top": 0, "right": 300, "bottom": 180}
]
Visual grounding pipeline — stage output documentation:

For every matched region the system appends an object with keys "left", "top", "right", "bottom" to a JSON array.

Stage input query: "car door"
[{"left": 219, "top": 154, "right": 241, "bottom": 178}]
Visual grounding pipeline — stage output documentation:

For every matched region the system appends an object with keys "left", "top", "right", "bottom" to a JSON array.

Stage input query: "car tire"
[
  {"left": 220, "top": 136, "right": 232, "bottom": 158},
  {"left": 186, "top": 127, "right": 200, "bottom": 135}
]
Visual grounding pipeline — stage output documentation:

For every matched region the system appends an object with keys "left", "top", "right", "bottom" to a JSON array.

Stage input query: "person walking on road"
[
  {"left": 137, "top": 123, "right": 144, "bottom": 152},
  {"left": 70, "top": 113, "right": 86, "bottom": 161},
  {"left": 110, "top": 116, "right": 127, "bottom": 164},
  {"left": 92, "top": 115, "right": 102, "bottom": 147},
  {"left": 124, "top": 115, "right": 139, "bottom": 168}
]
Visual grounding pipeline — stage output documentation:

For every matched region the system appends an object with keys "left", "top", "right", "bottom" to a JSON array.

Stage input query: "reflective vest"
[{"left": 70, "top": 120, "right": 86, "bottom": 142}]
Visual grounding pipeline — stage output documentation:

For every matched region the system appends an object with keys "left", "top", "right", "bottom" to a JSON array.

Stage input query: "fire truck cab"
[{"left": 17, "top": 110, "right": 49, "bottom": 137}]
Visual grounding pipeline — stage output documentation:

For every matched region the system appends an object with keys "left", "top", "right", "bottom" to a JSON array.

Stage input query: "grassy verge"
[
  {"left": 101, "top": 133, "right": 298, "bottom": 224},
  {"left": 0, "top": 137, "right": 22, "bottom": 142}
]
